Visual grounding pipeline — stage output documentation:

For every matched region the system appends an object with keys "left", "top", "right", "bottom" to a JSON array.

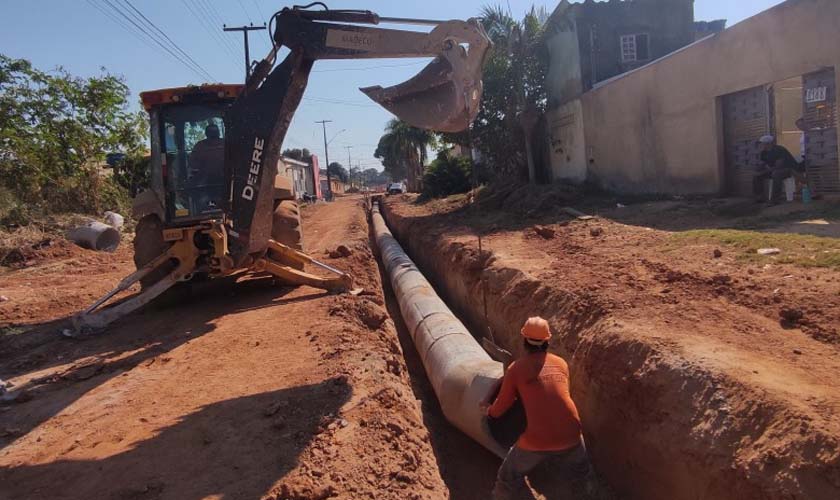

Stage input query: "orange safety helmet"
[{"left": 520, "top": 316, "right": 551, "bottom": 344}]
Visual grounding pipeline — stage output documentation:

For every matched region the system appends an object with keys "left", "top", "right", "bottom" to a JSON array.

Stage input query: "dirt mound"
[
  {"left": 384, "top": 196, "right": 840, "bottom": 500},
  {"left": 1, "top": 237, "right": 86, "bottom": 268}
]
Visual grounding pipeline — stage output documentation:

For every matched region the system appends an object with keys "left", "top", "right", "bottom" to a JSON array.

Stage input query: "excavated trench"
[
  {"left": 366, "top": 201, "right": 500, "bottom": 499},
  {"left": 374, "top": 198, "right": 840, "bottom": 500},
  {"left": 368, "top": 199, "right": 601, "bottom": 499}
]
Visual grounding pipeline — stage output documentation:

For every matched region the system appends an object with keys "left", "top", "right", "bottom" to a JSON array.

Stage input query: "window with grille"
[{"left": 620, "top": 33, "right": 650, "bottom": 62}]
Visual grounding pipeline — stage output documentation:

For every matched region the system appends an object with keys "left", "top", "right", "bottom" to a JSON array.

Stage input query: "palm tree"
[
  {"left": 477, "top": 5, "right": 548, "bottom": 182},
  {"left": 374, "top": 119, "right": 436, "bottom": 192}
]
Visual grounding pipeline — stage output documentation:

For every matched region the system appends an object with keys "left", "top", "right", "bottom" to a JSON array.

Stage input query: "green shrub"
[
  {"left": 0, "top": 54, "right": 146, "bottom": 222},
  {"left": 422, "top": 151, "right": 473, "bottom": 199},
  {"left": 111, "top": 154, "right": 151, "bottom": 197}
]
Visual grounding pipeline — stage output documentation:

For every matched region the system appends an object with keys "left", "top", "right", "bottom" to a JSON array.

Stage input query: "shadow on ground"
[
  {"left": 0, "top": 277, "right": 326, "bottom": 451},
  {"left": 0, "top": 381, "right": 351, "bottom": 500}
]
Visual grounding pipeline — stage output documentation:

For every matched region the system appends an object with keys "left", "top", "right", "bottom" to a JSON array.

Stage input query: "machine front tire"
[{"left": 270, "top": 200, "right": 304, "bottom": 270}]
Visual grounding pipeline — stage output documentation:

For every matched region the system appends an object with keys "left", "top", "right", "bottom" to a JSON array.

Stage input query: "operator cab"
[{"left": 140, "top": 84, "right": 243, "bottom": 225}]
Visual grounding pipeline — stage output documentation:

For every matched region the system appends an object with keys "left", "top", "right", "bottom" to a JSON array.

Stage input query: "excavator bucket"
[
  {"left": 360, "top": 20, "right": 490, "bottom": 133},
  {"left": 361, "top": 56, "right": 480, "bottom": 133}
]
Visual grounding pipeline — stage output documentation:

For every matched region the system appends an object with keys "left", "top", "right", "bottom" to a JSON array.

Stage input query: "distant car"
[{"left": 387, "top": 182, "right": 405, "bottom": 195}]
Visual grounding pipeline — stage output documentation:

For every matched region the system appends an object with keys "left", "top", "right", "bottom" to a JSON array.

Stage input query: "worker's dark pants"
[
  {"left": 492, "top": 439, "right": 593, "bottom": 500},
  {"left": 752, "top": 167, "right": 810, "bottom": 201},
  {"left": 753, "top": 168, "right": 792, "bottom": 201}
]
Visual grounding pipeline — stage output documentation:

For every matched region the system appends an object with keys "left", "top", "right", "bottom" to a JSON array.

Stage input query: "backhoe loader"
[{"left": 73, "top": 4, "right": 491, "bottom": 332}]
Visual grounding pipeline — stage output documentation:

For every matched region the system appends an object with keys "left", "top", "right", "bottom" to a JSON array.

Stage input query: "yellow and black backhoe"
[{"left": 73, "top": 3, "right": 490, "bottom": 332}]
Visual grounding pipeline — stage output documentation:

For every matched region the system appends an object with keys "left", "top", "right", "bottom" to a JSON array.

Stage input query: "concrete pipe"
[
  {"left": 67, "top": 221, "right": 121, "bottom": 252},
  {"left": 372, "top": 202, "right": 518, "bottom": 458}
]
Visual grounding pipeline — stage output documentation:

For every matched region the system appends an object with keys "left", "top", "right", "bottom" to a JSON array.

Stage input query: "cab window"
[{"left": 159, "top": 104, "right": 227, "bottom": 219}]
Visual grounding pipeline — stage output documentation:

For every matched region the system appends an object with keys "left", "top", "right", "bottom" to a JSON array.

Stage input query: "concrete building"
[
  {"left": 278, "top": 156, "right": 309, "bottom": 200},
  {"left": 693, "top": 19, "right": 726, "bottom": 41},
  {"left": 545, "top": 0, "right": 695, "bottom": 108},
  {"left": 319, "top": 169, "right": 347, "bottom": 196},
  {"left": 545, "top": 0, "right": 840, "bottom": 195}
]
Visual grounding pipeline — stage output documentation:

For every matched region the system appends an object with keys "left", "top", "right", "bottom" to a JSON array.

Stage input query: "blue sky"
[{"left": 1, "top": 0, "right": 784, "bottom": 171}]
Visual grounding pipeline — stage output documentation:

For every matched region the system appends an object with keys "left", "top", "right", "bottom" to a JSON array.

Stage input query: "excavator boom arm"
[{"left": 224, "top": 5, "right": 490, "bottom": 264}]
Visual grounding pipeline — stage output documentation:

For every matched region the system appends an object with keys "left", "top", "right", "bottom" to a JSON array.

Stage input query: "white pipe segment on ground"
[
  {"left": 371, "top": 201, "right": 508, "bottom": 458},
  {"left": 67, "top": 221, "right": 121, "bottom": 252}
]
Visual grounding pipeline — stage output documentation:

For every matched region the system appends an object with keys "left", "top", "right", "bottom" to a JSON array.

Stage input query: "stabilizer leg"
[
  {"left": 256, "top": 239, "right": 357, "bottom": 293},
  {"left": 70, "top": 242, "right": 197, "bottom": 334}
]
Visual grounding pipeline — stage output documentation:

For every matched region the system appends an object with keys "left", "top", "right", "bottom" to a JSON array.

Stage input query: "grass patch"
[
  {"left": 738, "top": 204, "right": 840, "bottom": 231},
  {"left": 671, "top": 229, "right": 840, "bottom": 269}
]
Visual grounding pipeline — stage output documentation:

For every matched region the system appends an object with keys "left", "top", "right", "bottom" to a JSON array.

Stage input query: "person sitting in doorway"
[
  {"left": 482, "top": 317, "right": 595, "bottom": 499},
  {"left": 753, "top": 135, "right": 806, "bottom": 203}
]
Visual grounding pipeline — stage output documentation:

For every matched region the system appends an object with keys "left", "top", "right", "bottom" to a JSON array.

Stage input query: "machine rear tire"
[
  {"left": 133, "top": 215, "right": 174, "bottom": 289},
  {"left": 270, "top": 200, "right": 304, "bottom": 270}
]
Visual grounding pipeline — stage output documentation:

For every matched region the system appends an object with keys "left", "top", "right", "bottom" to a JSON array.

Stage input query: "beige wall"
[
  {"left": 774, "top": 76, "right": 805, "bottom": 158},
  {"left": 547, "top": 101, "right": 588, "bottom": 183},
  {"left": 545, "top": 29, "right": 583, "bottom": 108},
  {"left": 578, "top": 0, "right": 840, "bottom": 194}
]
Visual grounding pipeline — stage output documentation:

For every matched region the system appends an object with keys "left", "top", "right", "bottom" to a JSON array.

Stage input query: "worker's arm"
[{"left": 487, "top": 365, "right": 518, "bottom": 418}]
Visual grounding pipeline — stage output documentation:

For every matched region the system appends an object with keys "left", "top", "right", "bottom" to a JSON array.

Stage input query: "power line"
[
  {"left": 311, "top": 61, "right": 426, "bottom": 73},
  {"left": 85, "top": 0, "right": 161, "bottom": 55},
  {"left": 119, "top": 0, "right": 217, "bottom": 81},
  {"left": 197, "top": 0, "right": 226, "bottom": 26},
  {"left": 195, "top": 0, "right": 242, "bottom": 55},
  {"left": 236, "top": 0, "right": 255, "bottom": 24},
  {"left": 194, "top": 0, "right": 242, "bottom": 58},
  {"left": 302, "top": 96, "right": 379, "bottom": 108},
  {"left": 251, "top": 0, "right": 267, "bottom": 21},
  {"left": 99, "top": 0, "right": 212, "bottom": 80},
  {"left": 99, "top": 0, "right": 213, "bottom": 81},
  {"left": 96, "top": 0, "right": 214, "bottom": 81},
  {"left": 181, "top": 0, "right": 241, "bottom": 63}
]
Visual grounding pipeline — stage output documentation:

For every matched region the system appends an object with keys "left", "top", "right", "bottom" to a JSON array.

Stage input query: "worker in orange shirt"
[{"left": 483, "top": 316, "right": 594, "bottom": 499}]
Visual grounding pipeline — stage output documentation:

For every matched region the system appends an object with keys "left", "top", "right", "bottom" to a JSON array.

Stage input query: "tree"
[
  {"left": 0, "top": 54, "right": 146, "bottom": 216},
  {"left": 359, "top": 167, "right": 385, "bottom": 186},
  {"left": 282, "top": 148, "right": 313, "bottom": 164},
  {"left": 348, "top": 165, "right": 360, "bottom": 188},
  {"left": 440, "top": 6, "right": 548, "bottom": 182},
  {"left": 422, "top": 150, "right": 473, "bottom": 198},
  {"left": 328, "top": 162, "right": 348, "bottom": 183},
  {"left": 374, "top": 118, "right": 437, "bottom": 192},
  {"left": 374, "top": 131, "right": 407, "bottom": 182}
]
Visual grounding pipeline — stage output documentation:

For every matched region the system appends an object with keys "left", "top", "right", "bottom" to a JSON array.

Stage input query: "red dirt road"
[{"left": 0, "top": 196, "right": 450, "bottom": 499}]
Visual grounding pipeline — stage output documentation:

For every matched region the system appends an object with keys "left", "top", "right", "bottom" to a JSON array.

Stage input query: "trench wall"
[{"left": 381, "top": 199, "right": 840, "bottom": 500}]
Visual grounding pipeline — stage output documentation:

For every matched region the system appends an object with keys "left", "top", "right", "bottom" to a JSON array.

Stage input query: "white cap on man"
[{"left": 758, "top": 135, "right": 775, "bottom": 144}]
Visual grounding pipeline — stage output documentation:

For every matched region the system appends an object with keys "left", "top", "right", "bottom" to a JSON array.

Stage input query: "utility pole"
[
  {"left": 316, "top": 120, "right": 333, "bottom": 201},
  {"left": 223, "top": 23, "right": 266, "bottom": 82},
  {"left": 345, "top": 146, "right": 353, "bottom": 188}
]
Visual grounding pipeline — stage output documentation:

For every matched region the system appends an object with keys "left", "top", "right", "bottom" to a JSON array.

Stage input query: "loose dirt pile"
[
  {"left": 383, "top": 192, "right": 840, "bottom": 500},
  {"left": 0, "top": 196, "right": 449, "bottom": 499},
  {"left": 0, "top": 240, "right": 133, "bottom": 330}
]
